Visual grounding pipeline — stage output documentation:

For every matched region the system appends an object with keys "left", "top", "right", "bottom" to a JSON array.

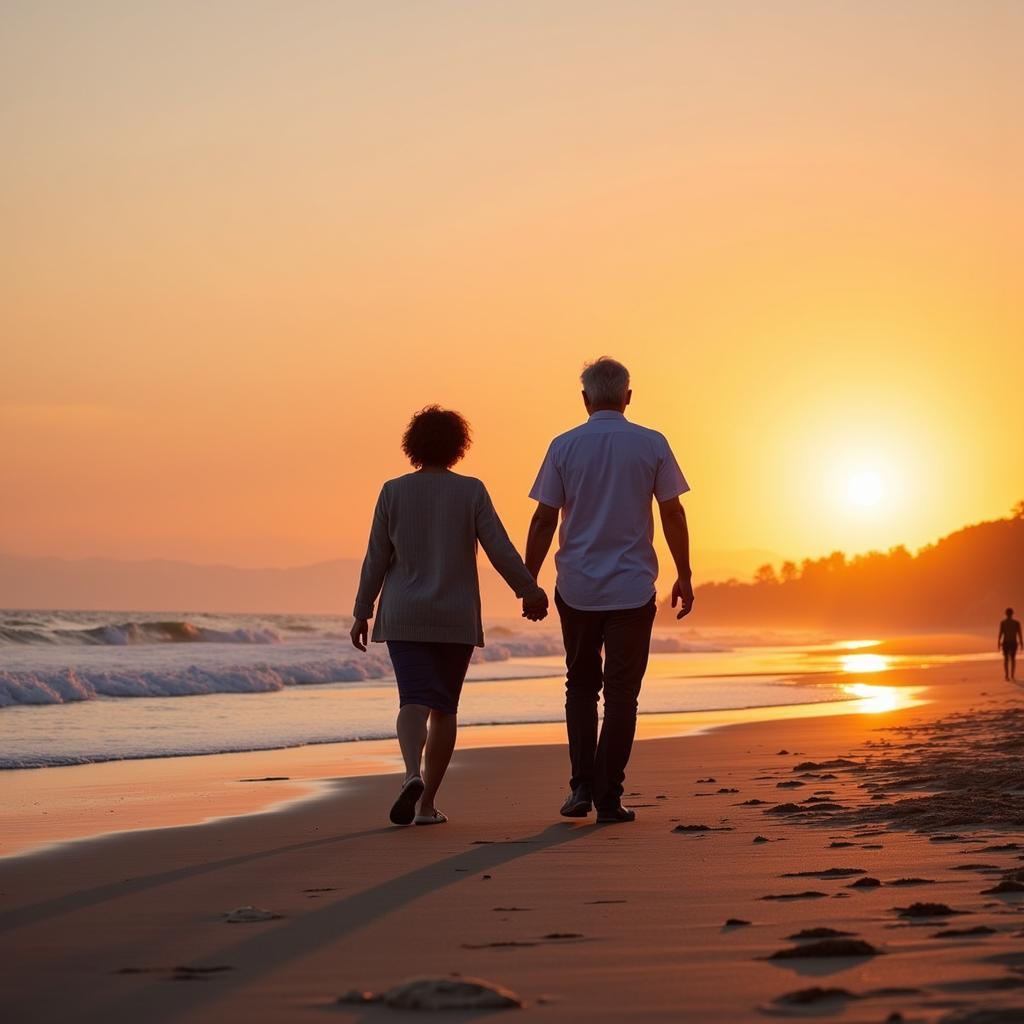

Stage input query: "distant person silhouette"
[{"left": 999, "top": 608, "right": 1021, "bottom": 682}]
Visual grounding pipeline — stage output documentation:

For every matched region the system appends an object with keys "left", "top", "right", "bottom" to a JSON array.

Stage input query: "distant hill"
[
  {"left": 0, "top": 554, "right": 364, "bottom": 615},
  {"left": 0, "top": 543, "right": 774, "bottom": 619},
  {"left": 0, "top": 552, "right": 528, "bottom": 618},
  {"left": 662, "top": 505, "right": 1024, "bottom": 630}
]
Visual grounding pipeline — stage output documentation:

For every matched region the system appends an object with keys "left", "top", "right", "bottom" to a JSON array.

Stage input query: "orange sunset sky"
[{"left": 2, "top": 3, "right": 1021, "bottom": 583}]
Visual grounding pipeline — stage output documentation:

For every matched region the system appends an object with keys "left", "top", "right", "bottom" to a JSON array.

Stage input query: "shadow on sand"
[
  {"left": 0, "top": 819, "right": 396, "bottom": 934},
  {"left": 91, "top": 820, "right": 590, "bottom": 1021}
]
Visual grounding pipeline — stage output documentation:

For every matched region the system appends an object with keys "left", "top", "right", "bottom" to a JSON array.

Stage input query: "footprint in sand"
[
  {"left": 770, "top": 986, "right": 857, "bottom": 1007},
  {"left": 787, "top": 927, "right": 855, "bottom": 939},
  {"left": 981, "top": 879, "right": 1024, "bottom": 894},
  {"left": 760, "top": 891, "right": 828, "bottom": 901},
  {"left": 781, "top": 867, "right": 867, "bottom": 879},
  {"left": 672, "top": 823, "right": 732, "bottom": 833},
  {"left": 894, "top": 902, "right": 964, "bottom": 918},
  {"left": 768, "top": 938, "right": 882, "bottom": 959}
]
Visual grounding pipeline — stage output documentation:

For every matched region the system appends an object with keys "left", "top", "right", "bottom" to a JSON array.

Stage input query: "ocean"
[{"left": 0, "top": 610, "right": 889, "bottom": 769}]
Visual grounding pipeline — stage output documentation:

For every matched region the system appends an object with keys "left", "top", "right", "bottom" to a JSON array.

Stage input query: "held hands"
[
  {"left": 522, "top": 589, "right": 549, "bottom": 622},
  {"left": 350, "top": 617, "right": 369, "bottom": 651},
  {"left": 671, "top": 577, "right": 695, "bottom": 620}
]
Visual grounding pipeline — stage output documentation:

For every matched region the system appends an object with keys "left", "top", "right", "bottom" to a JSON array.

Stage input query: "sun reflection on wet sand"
[{"left": 841, "top": 681, "right": 912, "bottom": 713}]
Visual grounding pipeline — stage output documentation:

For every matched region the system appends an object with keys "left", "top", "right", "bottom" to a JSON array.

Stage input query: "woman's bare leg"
[
  {"left": 396, "top": 704, "right": 429, "bottom": 782},
  {"left": 420, "top": 710, "right": 458, "bottom": 813}
]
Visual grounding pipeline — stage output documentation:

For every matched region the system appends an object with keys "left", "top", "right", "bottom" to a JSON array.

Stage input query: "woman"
[{"left": 350, "top": 406, "right": 549, "bottom": 826}]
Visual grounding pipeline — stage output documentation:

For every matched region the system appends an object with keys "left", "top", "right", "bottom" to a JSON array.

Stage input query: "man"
[
  {"left": 999, "top": 608, "right": 1021, "bottom": 682},
  {"left": 524, "top": 357, "right": 693, "bottom": 824}
]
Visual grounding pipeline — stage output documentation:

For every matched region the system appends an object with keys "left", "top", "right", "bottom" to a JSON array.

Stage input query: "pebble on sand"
[
  {"left": 339, "top": 977, "right": 522, "bottom": 1010},
  {"left": 222, "top": 906, "right": 282, "bottom": 923}
]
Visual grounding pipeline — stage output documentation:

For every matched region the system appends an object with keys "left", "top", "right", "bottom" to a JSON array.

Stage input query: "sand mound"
[{"left": 339, "top": 976, "right": 522, "bottom": 1010}]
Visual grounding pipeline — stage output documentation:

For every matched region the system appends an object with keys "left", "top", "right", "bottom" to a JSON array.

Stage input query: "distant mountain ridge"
[
  {"left": 661, "top": 507, "right": 1024, "bottom": 630},
  {"left": 0, "top": 546, "right": 777, "bottom": 617},
  {"left": 0, "top": 554, "right": 364, "bottom": 615}
]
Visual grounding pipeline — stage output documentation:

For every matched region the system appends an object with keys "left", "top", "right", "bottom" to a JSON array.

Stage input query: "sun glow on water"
[{"left": 841, "top": 652, "right": 889, "bottom": 674}]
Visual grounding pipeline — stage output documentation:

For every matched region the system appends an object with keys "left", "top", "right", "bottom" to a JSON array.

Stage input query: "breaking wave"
[
  {"left": 0, "top": 652, "right": 397, "bottom": 706},
  {"left": 0, "top": 618, "right": 279, "bottom": 646}
]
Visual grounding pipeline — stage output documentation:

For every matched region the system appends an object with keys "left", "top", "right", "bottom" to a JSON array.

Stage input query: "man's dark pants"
[{"left": 555, "top": 590, "right": 658, "bottom": 811}]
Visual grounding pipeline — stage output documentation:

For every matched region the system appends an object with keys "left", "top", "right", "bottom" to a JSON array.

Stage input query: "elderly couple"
[{"left": 350, "top": 357, "right": 693, "bottom": 826}]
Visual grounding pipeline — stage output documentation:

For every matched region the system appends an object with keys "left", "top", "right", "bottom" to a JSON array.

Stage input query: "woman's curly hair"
[{"left": 401, "top": 406, "right": 472, "bottom": 469}]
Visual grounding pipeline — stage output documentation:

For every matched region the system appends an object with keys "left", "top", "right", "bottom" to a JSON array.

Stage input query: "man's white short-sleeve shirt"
[{"left": 529, "top": 411, "right": 689, "bottom": 610}]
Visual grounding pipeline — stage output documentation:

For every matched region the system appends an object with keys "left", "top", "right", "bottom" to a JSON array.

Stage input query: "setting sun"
[{"left": 846, "top": 470, "right": 885, "bottom": 508}]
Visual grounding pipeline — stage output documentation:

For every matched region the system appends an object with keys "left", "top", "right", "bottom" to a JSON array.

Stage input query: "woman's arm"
[
  {"left": 351, "top": 487, "right": 394, "bottom": 649},
  {"left": 475, "top": 485, "right": 546, "bottom": 603}
]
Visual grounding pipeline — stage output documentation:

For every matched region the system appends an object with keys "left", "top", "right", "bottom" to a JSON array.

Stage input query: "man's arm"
[
  {"left": 525, "top": 502, "right": 559, "bottom": 580},
  {"left": 658, "top": 496, "right": 694, "bottom": 619}
]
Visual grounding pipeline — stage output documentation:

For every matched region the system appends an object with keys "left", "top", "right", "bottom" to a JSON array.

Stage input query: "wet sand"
[{"left": 2, "top": 651, "right": 1022, "bottom": 1022}]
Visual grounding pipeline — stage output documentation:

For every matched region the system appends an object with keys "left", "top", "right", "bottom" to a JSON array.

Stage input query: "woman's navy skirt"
[{"left": 387, "top": 640, "right": 474, "bottom": 715}]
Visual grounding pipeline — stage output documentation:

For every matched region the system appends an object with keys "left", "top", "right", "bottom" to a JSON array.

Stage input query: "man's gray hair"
[{"left": 580, "top": 357, "right": 630, "bottom": 406}]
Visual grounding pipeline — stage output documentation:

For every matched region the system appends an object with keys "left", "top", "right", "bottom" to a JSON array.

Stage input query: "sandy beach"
[{"left": 3, "top": 648, "right": 1023, "bottom": 1023}]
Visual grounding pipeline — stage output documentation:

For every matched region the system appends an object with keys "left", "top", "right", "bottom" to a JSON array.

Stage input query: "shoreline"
[{"left": 2, "top": 674, "right": 927, "bottom": 860}]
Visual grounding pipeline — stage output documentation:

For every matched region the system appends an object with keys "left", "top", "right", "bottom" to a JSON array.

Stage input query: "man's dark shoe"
[
  {"left": 596, "top": 805, "right": 636, "bottom": 824},
  {"left": 560, "top": 786, "right": 593, "bottom": 817}
]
